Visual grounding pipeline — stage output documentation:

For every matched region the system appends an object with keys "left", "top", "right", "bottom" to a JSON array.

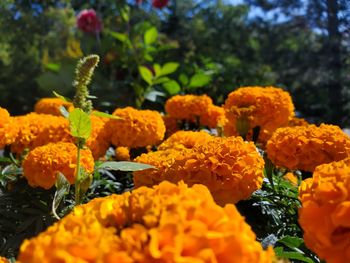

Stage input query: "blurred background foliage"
[{"left": 0, "top": 0, "right": 350, "bottom": 126}]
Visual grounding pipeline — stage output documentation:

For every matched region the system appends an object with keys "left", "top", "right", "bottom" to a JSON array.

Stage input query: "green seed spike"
[{"left": 73, "top": 54, "right": 100, "bottom": 114}]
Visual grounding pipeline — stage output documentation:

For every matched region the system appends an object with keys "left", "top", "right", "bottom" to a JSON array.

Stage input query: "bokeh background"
[{"left": 1, "top": 0, "right": 349, "bottom": 126}]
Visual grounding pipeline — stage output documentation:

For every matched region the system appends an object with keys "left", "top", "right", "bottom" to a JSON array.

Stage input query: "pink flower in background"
[
  {"left": 152, "top": 0, "right": 169, "bottom": 9},
  {"left": 76, "top": 9, "right": 102, "bottom": 34}
]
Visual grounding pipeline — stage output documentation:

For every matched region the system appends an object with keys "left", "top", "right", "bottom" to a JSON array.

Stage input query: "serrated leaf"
[
  {"left": 52, "top": 173, "right": 70, "bottom": 220},
  {"left": 188, "top": 73, "right": 211, "bottom": 89},
  {"left": 139, "top": 66, "right": 153, "bottom": 85},
  {"left": 163, "top": 80, "right": 180, "bottom": 95},
  {"left": 98, "top": 161, "right": 155, "bottom": 172},
  {"left": 144, "top": 27, "right": 158, "bottom": 45},
  {"left": 68, "top": 109, "right": 91, "bottom": 140},
  {"left": 53, "top": 91, "right": 71, "bottom": 102},
  {"left": 160, "top": 62, "right": 179, "bottom": 76},
  {"left": 92, "top": 111, "right": 122, "bottom": 120}
]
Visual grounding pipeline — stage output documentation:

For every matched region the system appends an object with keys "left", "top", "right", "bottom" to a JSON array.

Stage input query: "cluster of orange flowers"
[
  {"left": 222, "top": 86, "right": 295, "bottom": 143},
  {"left": 34, "top": 97, "right": 74, "bottom": 116},
  {"left": 18, "top": 181, "right": 274, "bottom": 263},
  {"left": 135, "top": 135, "right": 265, "bottom": 205},
  {"left": 165, "top": 94, "right": 225, "bottom": 128},
  {"left": 266, "top": 124, "right": 350, "bottom": 171},
  {"left": 22, "top": 142, "right": 94, "bottom": 189},
  {"left": 106, "top": 107, "right": 165, "bottom": 148},
  {"left": 0, "top": 107, "right": 18, "bottom": 148},
  {"left": 299, "top": 158, "right": 350, "bottom": 263}
]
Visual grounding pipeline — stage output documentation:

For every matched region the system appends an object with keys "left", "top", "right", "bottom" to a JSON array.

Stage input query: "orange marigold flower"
[
  {"left": 165, "top": 94, "right": 213, "bottom": 121},
  {"left": 158, "top": 130, "right": 212, "bottom": 151},
  {"left": 299, "top": 158, "right": 350, "bottom": 263},
  {"left": 0, "top": 107, "right": 18, "bottom": 148},
  {"left": 135, "top": 136, "right": 265, "bottom": 205},
  {"left": 288, "top": 116, "right": 309, "bottom": 127},
  {"left": 106, "top": 107, "right": 165, "bottom": 148},
  {"left": 162, "top": 115, "right": 179, "bottom": 138},
  {"left": 11, "top": 113, "right": 72, "bottom": 154},
  {"left": 266, "top": 124, "right": 350, "bottom": 172},
  {"left": 200, "top": 105, "right": 225, "bottom": 128},
  {"left": 18, "top": 181, "right": 274, "bottom": 263},
  {"left": 0, "top": 257, "right": 9, "bottom": 263},
  {"left": 86, "top": 115, "right": 110, "bottom": 160},
  {"left": 22, "top": 142, "right": 94, "bottom": 189},
  {"left": 34, "top": 97, "right": 74, "bottom": 116},
  {"left": 115, "top": 146, "right": 130, "bottom": 161},
  {"left": 223, "top": 86, "right": 295, "bottom": 142}
]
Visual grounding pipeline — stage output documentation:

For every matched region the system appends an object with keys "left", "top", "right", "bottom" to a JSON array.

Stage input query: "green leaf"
[
  {"left": 120, "top": 6, "right": 130, "bottom": 22},
  {"left": 153, "top": 76, "right": 170, "bottom": 85},
  {"left": 160, "top": 62, "right": 179, "bottom": 76},
  {"left": 274, "top": 247, "right": 314, "bottom": 263},
  {"left": 52, "top": 91, "right": 71, "bottom": 102},
  {"left": 97, "top": 161, "right": 155, "bottom": 172},
  {"left": 153, "top": 64, "right": 161, "bottom": 77},
  {"left": 139, "top": 66, "right": 153, "bottom": 85},
  {"left": 45, "top": 63, "right": 61, "bottom": 72},
  {"left": 68, "top": 108, "right": 91, "bottom": 140},
  {"left": 108, "top": 31, "right": 131, "bottom": 46},
  {"left": 92, "top": 111, "right": 122, "bottom": 120},
  {"left": 59, "top": 106, "right": 69, "bottom": 118},
  {"left": 144, "top": 27, "right": 158, "bottom": 45},
  {"left": 52, "top": 173, "right": 70, "bottom": 220},
  {"left": 188, "top": 73, "right": 211, "bottom": 89},
  {"left": 163, "top": 80, "right": 181, "bottom": 95},
  {"left": 179, "top": 74, "right": 189, "bottom": 85},
  {"left": 278, "top": 236, "right": 304, "bottom": 250}
]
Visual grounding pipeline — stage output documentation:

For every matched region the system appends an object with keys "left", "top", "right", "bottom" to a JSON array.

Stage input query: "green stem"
[{"left": 75, "top": 142, "right": 82, "bottom": 206}]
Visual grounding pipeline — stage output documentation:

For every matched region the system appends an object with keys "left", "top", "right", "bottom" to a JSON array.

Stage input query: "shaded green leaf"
[
  {"left": 179, "top": 74, "right": 189, "bottom": 85},
  {"left": 139, "top": 66, "right": 153, "bottom": 85},
  {"left": 163, "top": 80, "right": 181, "bottom": 95},
  {"left": 52, "top": 173, "right": 70, "bottom": 220},
  {"left": 68, "top": 108, "right": 91, "bottom": 140},
  {"left": 160, "top": 62, "right": 179, "bottom": 76},
  {"left": 274, "top": 247, "right": 314, "bottom": 263},
  {"left": 52, "top": 91, "right": 71, "bottom": 102},
  {"left": 153, "top": 76, "right": 170, "bottom": 85},
  {"left": 144, "top": 27, "right": 158, "bottom": 45},
  {"left": 188, "top": 73, "right": 211, "bottom": 89},
  {"left": 45, "top": 63, "right": 60, "bottom": 72},
  {"left": 98, "top": 161, "right": 155, "bottom": 172}
]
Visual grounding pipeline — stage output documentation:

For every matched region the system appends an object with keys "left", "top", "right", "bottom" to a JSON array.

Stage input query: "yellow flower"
[
  {"left": 0, "top": 257, "right": 9, "bottom": 263},
  {"left": 22, "top": 142, "right": 94, "bottom": 189},
  {"left": 223, "top": 86, "right": 295, "bottom": 143},
  {"left": 135, "top": 136, "right": 265, "bottom": 205},
  {"left": 34, "top": 97, "right": 74, "bottom": 116},
  {"left": 18, "top": 181, "right": 274, "bottom": 263},
  {"left": 299, "top": 158, "right": 350, "bottom": 263},
  {"left": 266, "top": 124, "right": 350, "bottom": 172},
  {"left": 158, "top": 130, "right": 212, "bottom": 151},
  {"left": 165, "top": 94, "right": 213, "bottom": 121},
  {"left": 0, "top": 107, "right": 18, "bottom": 148},
  {"left": 115, "top": 146, "right": 130, "bottom": 161},
  {"left": 106, "top": 107, "right": 165, "bottom": 148}
]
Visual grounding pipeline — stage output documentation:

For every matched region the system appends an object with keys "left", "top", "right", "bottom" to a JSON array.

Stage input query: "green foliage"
[
  {"left": 68, "top": 108, "right": 92, "bottom": 141},
  {"left": 97, "top": 161, "right": 155, "bottom": 172}
]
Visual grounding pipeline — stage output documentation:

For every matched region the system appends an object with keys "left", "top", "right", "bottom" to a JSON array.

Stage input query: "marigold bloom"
[
  {"left": 266, "top": 124, "right": 350, "bottom": 172},
  {"left": 299, "top": 158, "right": 350, "bottom": 263},
  {"left": 0, "top": 107, "right": 18, "bottom": 148},
  {"left": 0, "top": 257, "right": 9, "bottom": 263},
  {"left": 115, "top": 146, "right": 130, "bottom": 161},
  {"left": 11, "top": 113, "right": 71, "bottom": 154},
  {"left": 223, "top": 86, "right": 294, "bottom": 142},
  {"left": 162, "top": 115, "right": 179, "bottom": 138},
  {"left": 34, "top": 98, "right": 74, "bottom": 116},
  {"left": 18, "top": 181, "right": 273, "bottom": 263},
  {"left": 165, "top": 94, "right": 213, "bottom": 121},
  {"left": 158, "top": 130, "right": 212, "bottom": 151},
  {"left": 22, "top": 142, "right": 94, "bottom": 189},
  {"left": 106, "top": 107, "right": 165, "bottom": 148},
  {"left": 200, "top": 105, "right": 225, "bottom": 128},
  {"left": 135, "top": 136, "right": 265, "bottom": 205},
  {"left": 288, "top": 116, "right": 309, "bottom": 127},
  {"left": 76, "top": 9, "right": 102, "bottom": 34},
  {"left": 86, "top": 115, "right": 110, "bottom": 160}
]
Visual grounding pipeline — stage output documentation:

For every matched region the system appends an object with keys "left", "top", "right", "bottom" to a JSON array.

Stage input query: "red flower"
[
  {"left": 76, "top": 9, "right": 102, "bottom": 34},
  {"left": 152, "top": 0, "right": 169, "bottom": 9}
]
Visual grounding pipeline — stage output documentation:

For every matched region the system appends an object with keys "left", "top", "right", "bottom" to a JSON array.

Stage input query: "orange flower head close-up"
[
  {"left": 34, "top": 97, "right": 74, "bottom": 116},
  {"left": 0, "top": 107, "right": 18, "bottom": 148}
]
